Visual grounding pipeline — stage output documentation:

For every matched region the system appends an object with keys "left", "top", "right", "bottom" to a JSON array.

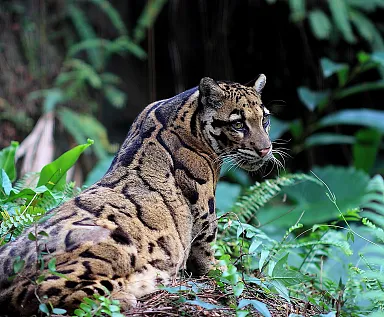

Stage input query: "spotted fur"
[{"left": 0, "top": 75, "right": 272, "bottom": 316}]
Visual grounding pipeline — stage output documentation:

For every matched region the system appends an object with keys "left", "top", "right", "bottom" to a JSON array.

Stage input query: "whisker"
[{"left": 263, "top": 159, "right": 275, "bottom": 178}]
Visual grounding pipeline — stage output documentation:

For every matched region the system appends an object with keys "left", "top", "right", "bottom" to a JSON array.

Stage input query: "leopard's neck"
[{"left": 98, "top": 88, "right": 221, "bottom": 191}]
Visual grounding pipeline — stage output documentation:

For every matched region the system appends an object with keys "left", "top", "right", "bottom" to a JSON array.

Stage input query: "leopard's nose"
[{"left": 257, "top": 146, "right": 271, "bottom": 158}]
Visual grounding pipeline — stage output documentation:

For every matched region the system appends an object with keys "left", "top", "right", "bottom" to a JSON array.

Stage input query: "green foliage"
[
  {"left": 214, "top": 169, "right": 384, "bottom": 316},
  {"left": 280, "top": 0, "right": 384, "bottom": 50},
  {"left": 74, "top": 292, "right": 123, "bottom": 317},
  {"left": 57, "top": 109, "right": 112, "bottom": 160},
  {"left": 0, "top": 141, "right": 90, "bottom": 244},
  {"left": 256, "top": 166, "right": 369, "bottom": 227},
  {"left": 133, "top": 0, "right": 168, "bottom": 44},
  {"left": 0, "top": 141, "right": 18, "bottom": 182},
  {"left": 231, "top": 173, "right": 321, "bottom": 224},
  {"left": 37, "top": 139, "right": 93, "bottom": 190},
  {"left": 271, "top": 51, "right": 384, "bottom": 174},
  {"left": 3, "top": 0, "right": 167, "bottom": 179}
]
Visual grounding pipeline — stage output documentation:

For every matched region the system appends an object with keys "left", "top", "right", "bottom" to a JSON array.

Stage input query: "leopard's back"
[{"left": 0, "top": 75, "right": 273, "bottom": 316}]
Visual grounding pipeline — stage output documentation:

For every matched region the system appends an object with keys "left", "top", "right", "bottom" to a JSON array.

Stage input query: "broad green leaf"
[
  {"left": 272, "top": 254, "right": 310, "bottom": 286},
  {"left": 257, "top": 166, "right": 370, "bottom": 226},
  {"left": 297, "top": 87, "right": 330, "bottom": 111},
  {"left": 0, "top": 141, "right": 18, "bottom": 182},
  {"left": 289, "top": 119, "right": 304, "bottom": 140},
  {"left": 238, "top": 299, "right": 272, "bottom": 317},
  {"left": 320, "top": 58, "right": 348, "bottom": 78},
  {"left": 259, "top": 249, "right": 270, "bottom": 270},
  {"left": 270, "top": 117, "right": 290, "bottom": 141},
  {"left": 6, "top": 186, "right": 53, "bottom": 204},
  {"left": 220, "top": 163, "right": 252, "bottom": 187},
  {"left": 319, "top": 109, "right": 384, "bottom": 133},
  {"left": 308, "top": 10, "right": 332, "bottom": 40},
  {"left": 236, "top": 311, "right": 249, "bottom": 317},
  {"left": 371, "top": 51, "right": 384, "bottom": 66},
  {"left": 52, "top": 308, "right": 67, "bottom": 314},
  {"left": 185, "top": 297, "right": 220, "bottom": 310},
  {"left": 215, "top": 182, "right": 242, "bottom": 212},
  {"left": 13, "top": 256, "right": 25, "bottom": 274},
  {"left": 319, "top": 56, "right": 349, "bottom": 86},
  {"left": 249, "top": 239, "right": 262, "bottom": 253},
  {"left": 288, "top": 0, "right": 305, "bottom": 22},
  {"left": 84, "top": 155, "right": 115, "bottom": 186},
  {"left": 335, "top": 80, "right": 384, "bottom": 99},
  {"left": 28, "top": 232, "right": 36, "bottom": 241},
  {"left": 353, "top": 129, "right": 381, "bottom": 173},
  {"left": 350, "top": 10, "right": 376, "bottom": 43},
  {"left": 48, "top": 258, "right": 57, "bottom": 272},
  {"left": 347, "top": 0, "right": 384, "bottom": 12},
  {"left": 39, "top": 303, "right": 50, "bottom": 315},
  {"left": 305, "top": 133, "right": 355, "bottom": 148},
  {"left": 270, "top": 280, "right": 290, "bottom": 302},
  {"left": 158, "top": 285, "right": 189, "bottom": 294},
  {"left": 233, "top": 281, "right": 245, "bottom": 297},
  {"left": 328, "top": 0, "right": 356, "bottom": 43},
  {"left": 317, "top": 313, "right": 336, "bottom": 317},
  {"left": 0, "top": 169, "right": 13, "bottom": 196},
  {"left": 37, "top": 139, "right": 94, "bottom": 190}
]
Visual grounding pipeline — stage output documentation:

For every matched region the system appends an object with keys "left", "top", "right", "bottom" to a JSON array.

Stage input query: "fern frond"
[
  {"left": 54, "top": 182, "right": 81, "bottom": 205},
  {"left": 109, "top": 36, "right": 147, "bottom": 60},
  {"left": 282, "top": 240, "right": 353, "bottom": 256},
  {"left": 362, "top": 218, "right": 384, "bottom": 242},
  {"left": 133, "top": 0, "right": 167, "bottom": 44},
  {"left": 361, "top": 175, "right": 384, "bottom": 228},
  {"left": 0, "top": 206, "right": 46, "bottom": 242},
  {"left": 64, "top": 58, "right": 102, "bottom": 88},
  {"left": 13, "top": 172, "right": 40, "bottom": 191},
  {"left": 58, "top": 108, "right": 112, "bottom": 159},
  {"left": 233, "top": 173, "right": 322, "bottom": 223},
  {"left": 68, "top": 3, "right": 102, "bottom": 69},
  {"left": 89, "top": 0, "right": 127, "bottom": 35}
]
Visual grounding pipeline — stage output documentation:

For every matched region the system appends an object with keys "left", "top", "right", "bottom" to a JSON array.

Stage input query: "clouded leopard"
[{"left": 0, "top": 74, "right": 273, "bottom": 316}]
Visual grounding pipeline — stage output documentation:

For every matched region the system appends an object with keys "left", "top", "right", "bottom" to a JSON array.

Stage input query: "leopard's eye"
[
  {"left": 263, "top": 115, "right": 270, "bottom": 129},
  {"left": 232, "top": 121, "right": 244, "bottom": 130}
]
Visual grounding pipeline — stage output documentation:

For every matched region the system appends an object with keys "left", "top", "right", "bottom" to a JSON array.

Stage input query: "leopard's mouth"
[{"left": 237, "top": 158, "right": 269, "bottom": 172}]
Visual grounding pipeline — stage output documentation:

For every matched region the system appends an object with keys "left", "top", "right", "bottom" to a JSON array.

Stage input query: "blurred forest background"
[{"left": 1, "top": 0, "right": 384, "bottom": 185}]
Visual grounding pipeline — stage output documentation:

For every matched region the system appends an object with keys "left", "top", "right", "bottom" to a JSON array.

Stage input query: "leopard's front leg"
[{"left": 186, "top": 197, "right": 217, "bottom": 276}]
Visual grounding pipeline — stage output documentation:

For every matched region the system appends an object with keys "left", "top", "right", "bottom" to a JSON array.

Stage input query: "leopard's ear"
[
  {"left": 199, "top": 77, "right": 225, "bottom": 108},
  {"left": 254, "top": 74, "right": 266, "bottom": 94}
]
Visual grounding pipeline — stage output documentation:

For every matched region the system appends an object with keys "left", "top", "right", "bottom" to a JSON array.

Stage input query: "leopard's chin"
[
  {"left": 238, "top": 155, "right": 271, "bottom": 172},
  {"left": 239, "top": 160, "right": 266, "bottom": 172}
]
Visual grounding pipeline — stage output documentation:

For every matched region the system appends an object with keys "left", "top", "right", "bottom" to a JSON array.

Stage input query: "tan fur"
[{"left": 0, "top": 75, "right": 272, "bottom": 316}]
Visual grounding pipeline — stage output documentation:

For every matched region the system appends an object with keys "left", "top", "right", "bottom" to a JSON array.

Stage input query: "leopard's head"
[{"left": 199, "top": 74, "right": 273, "bottom": 172}]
